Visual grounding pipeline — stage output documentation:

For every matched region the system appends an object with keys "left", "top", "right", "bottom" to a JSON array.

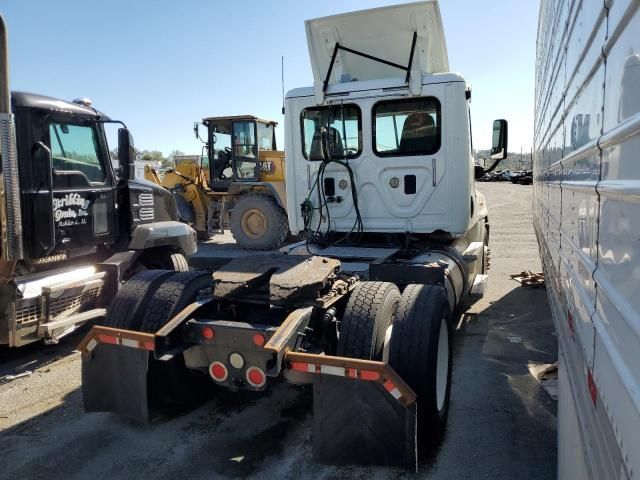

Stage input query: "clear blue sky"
[{"left": 2, "top": 0, "right": 538, "bottom": 156}]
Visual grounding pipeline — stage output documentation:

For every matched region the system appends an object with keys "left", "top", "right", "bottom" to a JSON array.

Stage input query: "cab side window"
[
  {"left": 301, "top": 105, "right": 361, "bottom": 161},
  {"left": 373, "top": 98, "right": 441, "bottom": 157},
  {"left": 49, "top": 123, "right": 106, "bottom": 183}
]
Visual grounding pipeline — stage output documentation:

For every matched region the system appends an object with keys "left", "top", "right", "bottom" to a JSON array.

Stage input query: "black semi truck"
[{"left": 0, "top": 15, "right": 197, "bottom": 347}]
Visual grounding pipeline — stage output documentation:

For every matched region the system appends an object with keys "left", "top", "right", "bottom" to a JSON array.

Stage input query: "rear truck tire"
[
  {"left": 230, "top": 193, "right": 288, "bottom": 251},
  {"left": 388, "top": 284, "right": 453, "bottom": 449},
  {"left": 139, "top": 271, "right": 212, "bottom": 409},
  {"left": 337, "top": 281, "right": 401, "bottom": 360},
  {"left": 140, "top": 250, "right": 189, "bottom": 272},
  {"left": 139, "top": 271, "right": 211, "bottom": 333},
  {"left": 101, "top": 270, "right": 175, "bottom": 330}
]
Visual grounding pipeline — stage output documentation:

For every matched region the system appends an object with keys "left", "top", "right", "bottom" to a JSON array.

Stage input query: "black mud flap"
[
  {"left": 81, "top": 343, "right": 151, "bottom": 423},
  {"left": 312, "top": 375, "right": 418, "bottom": 471}
]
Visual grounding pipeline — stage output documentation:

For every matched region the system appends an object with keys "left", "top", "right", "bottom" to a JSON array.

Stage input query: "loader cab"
[{"left": 202, "top": 115, "right": 278, "bottom": 191}]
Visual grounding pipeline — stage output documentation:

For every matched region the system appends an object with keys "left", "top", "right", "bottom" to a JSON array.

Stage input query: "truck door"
[{"left": 21, "top": 112, "right": 118, "bottom": 259}]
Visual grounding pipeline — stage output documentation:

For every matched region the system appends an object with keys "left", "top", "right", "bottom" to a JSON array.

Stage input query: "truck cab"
[
  {"left": 1, "top": 82, "right": 197, "bottom": 346},
  {"left": 284, "top": 2, "right": 507, "bottom": 301},
  {"left": 285, "top": 2, "right": 505, "bottom": 245}
]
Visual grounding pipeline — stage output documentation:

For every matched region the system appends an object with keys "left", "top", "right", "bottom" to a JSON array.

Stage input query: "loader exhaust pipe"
[{"left": 0, "top": 14, "right": 24, "bottom": 262}]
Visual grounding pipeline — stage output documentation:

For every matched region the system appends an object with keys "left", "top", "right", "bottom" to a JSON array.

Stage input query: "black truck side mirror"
[
  {"left": 118, "top": 128, "right": 136, "bottom": 180},
  {"left": 491, "top": 119, "right": 508, "bottom": 160}
]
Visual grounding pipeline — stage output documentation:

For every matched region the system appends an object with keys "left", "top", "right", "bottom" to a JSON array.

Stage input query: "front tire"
[
  {"left": 140, "top": 250, "right": 189, "bottom": 272},
  {"left": 388, "top": 284, "right": 453, "bottom": 449},
  {"left": 230, "top": 194, "right": 288, "bottom": 250}
]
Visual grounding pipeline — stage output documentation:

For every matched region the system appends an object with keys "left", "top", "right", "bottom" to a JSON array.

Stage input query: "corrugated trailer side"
[{"left": 534, "top": 1, "right": 639, "bottom": 478}]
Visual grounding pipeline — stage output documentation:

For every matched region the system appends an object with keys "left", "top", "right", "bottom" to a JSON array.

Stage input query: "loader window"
[
  {"left": 257, "top": 122, "right": 276, "bottom": 151},
  {"left": 233, "top": 121, "right": 257, "bottom": 179},
  {"left": 49, "top": 123, "right": 106, "bottom": 182},
  {"left": 373, "top": 97, "right": 441, "bottom": 156},
  {"left": 301, "top": 104, "right": 361, "bottom": 161}
]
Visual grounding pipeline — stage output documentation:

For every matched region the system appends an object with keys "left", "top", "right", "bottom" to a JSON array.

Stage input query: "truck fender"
[{"left": 128, "top": 221, "right": 197, "bottom": 256}]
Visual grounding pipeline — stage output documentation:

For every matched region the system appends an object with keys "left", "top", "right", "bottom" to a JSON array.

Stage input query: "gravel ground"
[{"left": 0, "top": 183, "right": 557, "bottom": 480}]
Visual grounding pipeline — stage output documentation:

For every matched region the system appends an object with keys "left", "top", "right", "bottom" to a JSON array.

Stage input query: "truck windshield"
[{"left": 49, "top": 122, "right": 106, "bottom": 182}]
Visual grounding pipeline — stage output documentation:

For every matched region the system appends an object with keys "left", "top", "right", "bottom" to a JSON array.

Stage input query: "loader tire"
[
  {"left": 337, "top": 281, "right": 401, "bottom": 360},
  {"left": 388, "top": 284, "right": 452, "bottom": 449},
  {"left": 101, "top": 270, "right": 174, "bottom": 330},
  {"left": 230, "top": 194, "right": 288, "bottom": 250},
  {"left": 139, "top": 271, "right": 212, "bottom": 409}
]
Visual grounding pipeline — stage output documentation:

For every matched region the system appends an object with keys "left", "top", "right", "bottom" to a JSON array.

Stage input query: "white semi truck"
[
  {"left": 78, "top": 1, "right": 507, "bottom": 470},
  {"left": 534, "top": 1, "right": 639, "bottom": 478}
]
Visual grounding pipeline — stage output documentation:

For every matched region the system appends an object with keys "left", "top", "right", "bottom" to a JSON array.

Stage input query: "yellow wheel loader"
[{"left": 145, "top": 116, "right": 289, "bottom": 250}]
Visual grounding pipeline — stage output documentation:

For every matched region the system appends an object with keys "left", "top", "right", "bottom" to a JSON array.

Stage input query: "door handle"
[{"left": 432, "top": 158, "right": 437, "bottom": 187}]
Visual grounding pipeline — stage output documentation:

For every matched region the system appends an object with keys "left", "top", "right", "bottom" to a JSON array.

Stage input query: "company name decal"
[
  {"left": 53, "top": 193, "right": 90, "bottom": 227},
  {"left": 259, "top": 160, "right": 276, "bottom": 174}
]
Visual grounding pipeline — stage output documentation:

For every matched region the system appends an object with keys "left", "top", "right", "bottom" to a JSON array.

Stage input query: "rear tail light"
[
  {"left": 246, "top": 366, "right": 266, "bottom": 388},
  {"left": 252, "top": 333, "right": 266, "bottom": 347},
  {"left": 209, "top": 361, "right": 228, "bottom": 382},
  {"left": 201, "top": 326, "right": 215, "bottom": 340}
]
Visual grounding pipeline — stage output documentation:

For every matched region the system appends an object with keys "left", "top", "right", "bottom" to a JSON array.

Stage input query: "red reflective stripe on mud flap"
[
  {"left": 97, "top": 334, "right": 118, "bottom": 345},
  {"left": 360, "top": 370, "right": 381, "bottom": 381},
  {"left": 290, "top": 361, "right": 309, "bottom": 372},
  {"left": 384, "top": 380, "right": 402, "bottom": 400}
]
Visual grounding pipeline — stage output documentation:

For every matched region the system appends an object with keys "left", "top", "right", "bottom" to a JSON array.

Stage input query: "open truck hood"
[{"left": 306, "top": 1, "right": 449, "bottom": 100}]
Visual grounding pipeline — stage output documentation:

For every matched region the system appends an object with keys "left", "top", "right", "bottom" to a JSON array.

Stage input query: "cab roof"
[
  {"left": 202, "top": 115, "right": 278, "bottom": 127},
  {"left": 11, "top": 91, "right": 108, "bottom": 118}
]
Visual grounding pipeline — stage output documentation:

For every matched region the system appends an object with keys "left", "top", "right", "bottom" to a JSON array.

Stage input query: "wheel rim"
[
  {"left": 241, "top": 208, "right": 267, "bottom": 239},
  {"left": 436, "top": 317, "right": 449, "bottom": 412}
]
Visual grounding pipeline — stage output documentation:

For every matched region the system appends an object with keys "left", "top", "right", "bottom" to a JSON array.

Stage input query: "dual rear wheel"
[
  {"left": 337, "top": 281, "right": 453, "bottom": 449},
  {"left": 102, "top": 270, "right": 212, "bottom": 409}
]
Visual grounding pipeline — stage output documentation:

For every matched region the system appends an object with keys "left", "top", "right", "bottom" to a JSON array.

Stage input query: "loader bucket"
[
  {"left": 79, "top": 327, "right": 154, "bottom": 423},
  {"left": 286, "top": 352, "right": 418, "bottom": 471}
]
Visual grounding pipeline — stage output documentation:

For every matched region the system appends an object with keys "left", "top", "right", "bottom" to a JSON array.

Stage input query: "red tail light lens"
[
  {"left": 201, "top": 326, "right": 215, "bottom": 340},
  {"left": 246, "top": 366, "right": 266, "bottom": 388},
  {"left": 252, "top": 333, "right": 266, "bottom": 347},
  {"left": 209, "top": 361, "right": 228, "bottom": 382}
]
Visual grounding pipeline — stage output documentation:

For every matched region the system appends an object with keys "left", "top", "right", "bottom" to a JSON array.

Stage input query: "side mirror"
[
  {"left": 491, "top": 119, "right": 508, "bottom": 160},
  {"left": 118, "top": 128, "right": 136, "bottom": 180}
]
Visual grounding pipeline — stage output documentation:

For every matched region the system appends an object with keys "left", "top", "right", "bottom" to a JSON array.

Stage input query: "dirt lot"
[{"left": 0, "top": 183, "right": 557, "bottom": 480}]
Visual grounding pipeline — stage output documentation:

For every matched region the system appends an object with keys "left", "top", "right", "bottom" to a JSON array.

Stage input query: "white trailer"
[{"left": 534, "top": 1, "right": 640, "bottom": 478}]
